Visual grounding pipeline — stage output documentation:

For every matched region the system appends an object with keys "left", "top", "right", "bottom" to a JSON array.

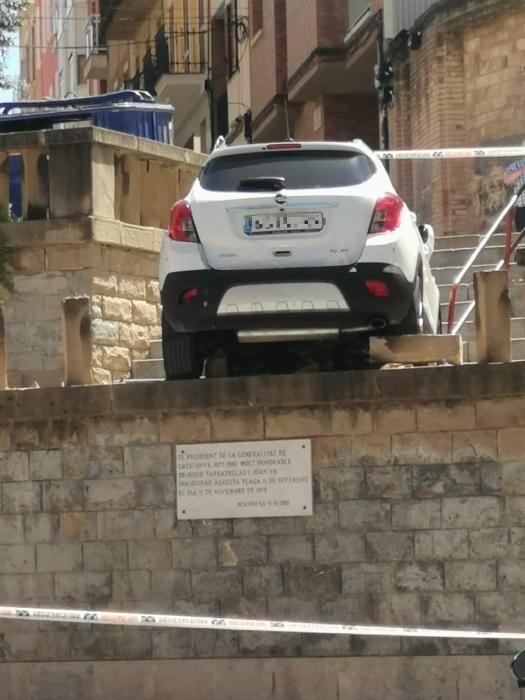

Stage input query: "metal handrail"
[{"left": 447, "top": 182, "right": 525, "bottom": 334}]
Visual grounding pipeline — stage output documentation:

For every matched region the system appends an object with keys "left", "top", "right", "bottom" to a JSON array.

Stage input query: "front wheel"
[
  {"left": 399, "top": 275, "right": 424, "bottom": 335},
  {"left": 162, "top": 314, "right": 204, "bottom": 380}
]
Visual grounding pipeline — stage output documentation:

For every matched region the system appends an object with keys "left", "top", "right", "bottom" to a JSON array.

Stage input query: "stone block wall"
[
  {"left": 0, "top": 126, "right": 204, "bottom": 387},
  {"left": 1, "top": 219, "right": 161, "bottom": 387},
  {"left": 0, "top": 364, "right": 524, "bottom": 697}
]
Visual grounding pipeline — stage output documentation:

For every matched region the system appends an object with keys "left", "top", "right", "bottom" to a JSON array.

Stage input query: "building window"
[
  {"left": 347, "top": 0, "right": 369, "bottom": 30},
  {"left": 250, "top": 0, "right": 263, "bottom": 38}
]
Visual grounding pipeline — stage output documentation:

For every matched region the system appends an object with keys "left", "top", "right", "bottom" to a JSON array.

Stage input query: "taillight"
[
  {"left": 168, "top": 200, "right": 199, "bottom": 242},
  {"left": 180, "top": 288, "right": 199, "bottom": 304},
  {"left": 365, "top": 280, "right": 389, "bottom": 297},
  {"left": 368, "top": 193, "right": 404, "bottom": 234}
]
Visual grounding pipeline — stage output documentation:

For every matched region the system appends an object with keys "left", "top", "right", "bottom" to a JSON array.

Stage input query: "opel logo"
[{"left": 275, "top": 193, "right": 287, "bottom": 206}]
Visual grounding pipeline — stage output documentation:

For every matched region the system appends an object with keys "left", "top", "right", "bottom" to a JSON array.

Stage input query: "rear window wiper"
[{"left": 238, "top": 177, "right": 286, "bottom": 191}]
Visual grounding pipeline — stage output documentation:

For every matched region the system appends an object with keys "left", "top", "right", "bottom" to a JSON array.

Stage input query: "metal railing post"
[{"left": 447, "top": 185, "right": 525, "bottom": 334}]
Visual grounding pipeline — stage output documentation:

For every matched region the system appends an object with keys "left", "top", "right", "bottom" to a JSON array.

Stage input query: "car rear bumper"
[{"left": 161, "top": 264, "right": 414, "bottom": 334}]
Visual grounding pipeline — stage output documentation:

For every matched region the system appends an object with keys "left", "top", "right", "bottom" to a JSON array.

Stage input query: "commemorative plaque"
[{"left": 176, "top": 439, "right": 312, "bottom": 520}]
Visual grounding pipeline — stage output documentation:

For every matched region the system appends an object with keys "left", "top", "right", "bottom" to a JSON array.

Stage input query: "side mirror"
[
  {"left": 419, "top": 224, "right": 429, "bottom": 243},
  {"left": 511, "top": 649, "right": 525, "bottom": 687}
]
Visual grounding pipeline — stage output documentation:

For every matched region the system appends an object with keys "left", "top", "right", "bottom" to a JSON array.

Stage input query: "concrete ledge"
[
  {"left": 2, "top": 217, "right": 164, "bottom": 253},
  {"left": 0, "top": 655, "right": 517, "bottom": 700},
  {"left": 0, "top": 126, "right": 206, "bottom": 168},
  {"left": 369, "top": 334, "right": 463, "bottom": 366},
  {"left": 1, "top": 362, "right": 525, "bottom": 421}
]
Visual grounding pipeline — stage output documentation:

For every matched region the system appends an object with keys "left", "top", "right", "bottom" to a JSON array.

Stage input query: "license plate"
[{"left": 243, "top": 213, "right": 324, "bottom": 235}]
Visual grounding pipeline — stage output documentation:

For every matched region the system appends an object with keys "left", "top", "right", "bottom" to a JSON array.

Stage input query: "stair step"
[
  {"left": 150, "top": 339, "right": 162, "bottom": 359},
  {"left": 434, "top": 232, "right": 520, "bottom": 251},
  {"left": 464, "top": 337, "right": 525, "bottom": 363},
  {"left": 433, "top": 263, "right": 525, "bottom": 287},
  {"left": 132, "top": 358, "right": 165, "bottom": 380},
  {"left": 432, "top": 245, "right": 507, "bottom": 268},
  {"left": 460, "top": 317, "right": 525, "bottom": 342}
]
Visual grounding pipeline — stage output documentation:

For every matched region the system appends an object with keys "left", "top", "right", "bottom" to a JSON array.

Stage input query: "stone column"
[{"left": 474, "top": 270, "right": 511, "bottom": 363}]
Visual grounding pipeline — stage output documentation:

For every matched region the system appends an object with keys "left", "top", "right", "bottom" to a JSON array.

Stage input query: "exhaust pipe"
[{"left": 368, "top": 318, "right": 388, "bottom": 331}]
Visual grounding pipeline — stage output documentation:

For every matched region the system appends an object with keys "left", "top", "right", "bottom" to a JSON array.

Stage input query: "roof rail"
[{"left": 213, "top": 135, "right": 227, "bottom": 151}]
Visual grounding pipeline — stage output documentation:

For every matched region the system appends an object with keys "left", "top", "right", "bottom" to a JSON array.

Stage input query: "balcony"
[
  {"left": 83, "top": 15, "right": 107, "bottom": 81},
  {"left": 140, "top": 27, "right": 207, "bottom": 135},
  {"left": 99, "top": 0, "right": 156, "bottom": 40},
  {"left": 383, "top": 0, "right": 441, "bottom": 39},
  {"left": 287, "top": 3, "right": 376, "bottom": 103}
]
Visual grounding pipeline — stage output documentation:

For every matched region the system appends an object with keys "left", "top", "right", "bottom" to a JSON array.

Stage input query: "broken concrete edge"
[
  {"left": 369, "top": 334, "right": 463, "bottom": 366},
  {"left": 2, "top": 361, "right": 525, "bottom": 422}
]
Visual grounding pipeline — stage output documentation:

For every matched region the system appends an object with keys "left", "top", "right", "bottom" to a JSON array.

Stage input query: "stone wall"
[
  {"left": 0, "top": 363, "right": 525, "bottom": 697},
  {"left": 0, "top": 126, "right": 204, "bottom": 387}
]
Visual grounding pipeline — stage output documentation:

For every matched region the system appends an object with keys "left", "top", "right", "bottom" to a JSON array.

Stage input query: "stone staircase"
[{"left": 131, "top": 231, "right": 525, "bottom": 379}]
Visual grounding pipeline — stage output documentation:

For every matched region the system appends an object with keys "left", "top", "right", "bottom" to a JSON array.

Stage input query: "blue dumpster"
[{"left": 0, "top": 91, "right": 174, "bottom": 144}]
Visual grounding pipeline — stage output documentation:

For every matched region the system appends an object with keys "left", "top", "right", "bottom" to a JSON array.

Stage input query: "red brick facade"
[{"left": 249, "top": 0, "right": 379, "bottom": 146}]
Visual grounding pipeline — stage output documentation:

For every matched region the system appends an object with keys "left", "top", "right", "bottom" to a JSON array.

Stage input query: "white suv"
[{"left": 159, "top": 140, "right": 440, "bottom": 379}]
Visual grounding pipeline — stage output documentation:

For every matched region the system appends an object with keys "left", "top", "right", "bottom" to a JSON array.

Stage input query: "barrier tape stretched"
[
  {"left": 377, "top": 147, "right": 525, "bottom": 160},
  {"left": 1, "top": 605, "right": 525, "bottom": 640}
]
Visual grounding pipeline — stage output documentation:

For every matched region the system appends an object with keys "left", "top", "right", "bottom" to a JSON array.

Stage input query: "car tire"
[
  {"left": 399, "top": 274, "right": 424, "bottom": 335},
  {"left": 162, "top": 314, "right": 204, "bottom": 380}
]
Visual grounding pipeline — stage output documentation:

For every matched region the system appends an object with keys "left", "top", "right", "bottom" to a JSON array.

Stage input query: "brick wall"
[
  {"left": 250, "top": 0, "right": 282, "bottom": 119},
  {"left": 285, "top": 0, "right": 317, "bottom": 80},
  {"left": 390, "top": 0, "right": 525, "bottom": 235},
  {"left": 0, "top": 364, "right": 525, "bottom": 697},
  {"left": 286, "top": 0, "right": 347, "bottom": 79}
]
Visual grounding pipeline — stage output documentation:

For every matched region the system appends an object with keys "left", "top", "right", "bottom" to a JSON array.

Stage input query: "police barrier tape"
[
  {"left": 1, "top": 604, "right": 525, "bottom": 640},
  {"left": 377, "top": 147, "right": 525, "bottom": 160}
]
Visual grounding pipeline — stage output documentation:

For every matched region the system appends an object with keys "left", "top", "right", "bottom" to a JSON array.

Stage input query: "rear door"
[{"left": 190, "top": 146, "right": 378, "bottom": 270}]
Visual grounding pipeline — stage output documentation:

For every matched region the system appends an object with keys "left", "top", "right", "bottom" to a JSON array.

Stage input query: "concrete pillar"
[
  {"left": 474, "top": 270, "right": 511, "bottom": 363},
  {"left": 0, "top": 305, "right": 7, "bottom": 389},
  {"left": 0, "top": 152, "right": 9, "bottom": 217},
  {"left": 115, "top": 155, "right": 141, "bottom": 225},
  {"left": 49, "top": 143, "right": 92, "bottom": 218},
  {"left": 62, "top": 297, "right": 92, "bottom": 386},
  {"left": 91, "top": 143, "right": 116, "bottom": 220},
  {"left": 158, "top": 163, "right": 179, "bottom": 229},
  {"left": 140, "top": 159, "right": 161, "bottom": 228},
  {"left": 21, "top": 148, "right": 50, "bottom": 220}
]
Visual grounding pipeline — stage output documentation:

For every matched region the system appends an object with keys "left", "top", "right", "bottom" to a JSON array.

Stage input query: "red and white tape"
[
  {"left": 377, "top": 147, "right": 525, "bottom": 160},
  {"left": 0, "top": 605, "right": 524, "bottom": 640}
]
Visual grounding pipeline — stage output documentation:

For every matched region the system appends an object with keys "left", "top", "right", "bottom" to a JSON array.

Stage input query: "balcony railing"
[
  {"left": 85, "top": 15, "right": 106, "bottom": 58},
  {"left": 139, "top": 26, "right": 207, "bottom": 94}
]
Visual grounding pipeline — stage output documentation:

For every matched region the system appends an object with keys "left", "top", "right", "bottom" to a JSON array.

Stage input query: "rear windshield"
[{"left": 199, "top": 150, "right": 375, "bottom": 191}]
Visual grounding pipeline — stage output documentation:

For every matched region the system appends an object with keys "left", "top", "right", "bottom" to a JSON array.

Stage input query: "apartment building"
[
  {"left": 248, "top": 0, "right": 381, "bottom": 145},
  {"left": 96, "top": 0, "right": 249, "bottom": 150},
  {"left": 19, "top": 0, "right": 57, "bottom": 98},
  {"left": 18, "top": 0, "right": 106, "bottom": 99}
]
